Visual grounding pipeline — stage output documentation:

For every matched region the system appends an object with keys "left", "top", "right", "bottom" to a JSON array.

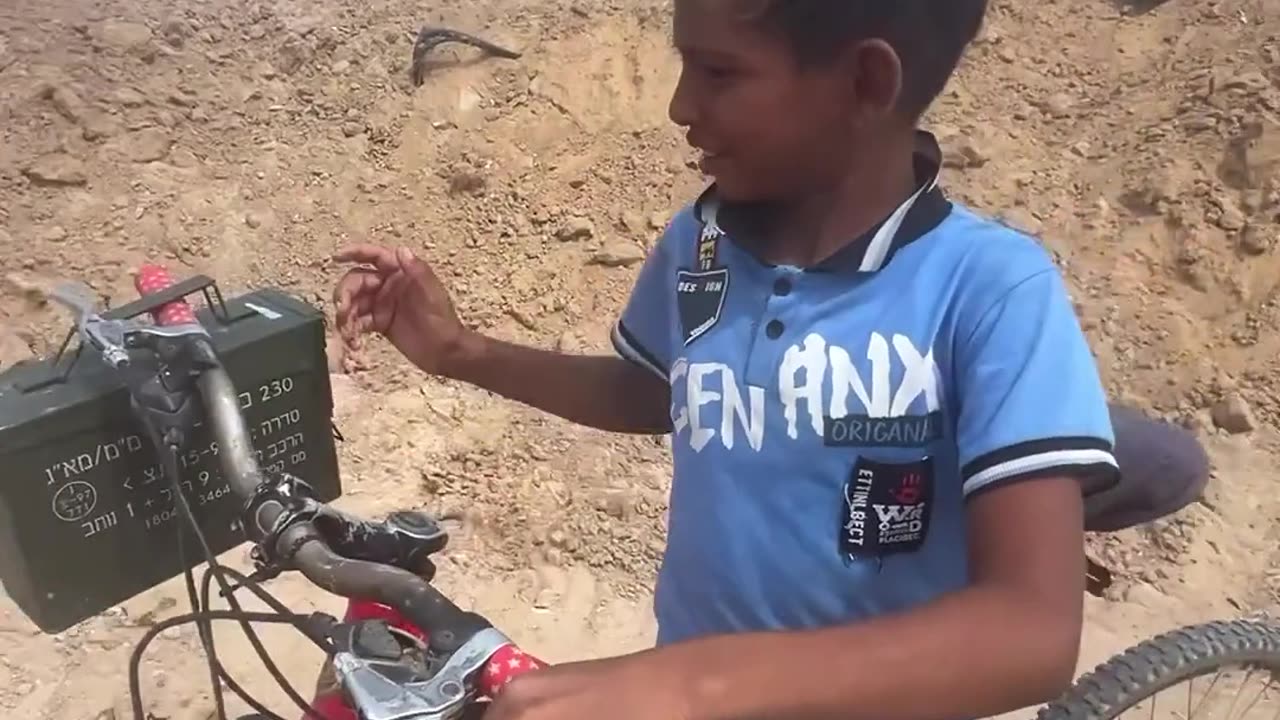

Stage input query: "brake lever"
[
  {"left": 333, "top": 626, "right": 513, "bottom": 720},
  {"left": 49, "top": 280, "right": 218, "bottom": 448},
  {"left": 48, "top": 281, "right": 132, "bottom": 368}
]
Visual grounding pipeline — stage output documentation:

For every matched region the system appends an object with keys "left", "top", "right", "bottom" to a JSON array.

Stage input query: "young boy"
[{"left": 333, "top": 1, "right": 1120, "bottom": 718}]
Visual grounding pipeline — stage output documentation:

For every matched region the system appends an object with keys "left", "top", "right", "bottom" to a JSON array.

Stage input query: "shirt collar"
[{"left": 692, "top": 130, "right": 953, "bottom": 273}]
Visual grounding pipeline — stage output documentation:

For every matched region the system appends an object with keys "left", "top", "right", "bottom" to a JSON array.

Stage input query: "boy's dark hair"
[{"left": 736, "top": 0, "right": 989, "bottom": 120}]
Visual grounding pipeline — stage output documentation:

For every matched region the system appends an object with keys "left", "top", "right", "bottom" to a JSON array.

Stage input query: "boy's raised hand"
[{"left": 332, "top": 244, "right": 469, "bottom": 375}]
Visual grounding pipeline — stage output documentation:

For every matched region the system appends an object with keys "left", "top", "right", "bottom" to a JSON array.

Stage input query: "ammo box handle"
[{"left": 18, "top": 274, "right": 253, "bottom": 393}]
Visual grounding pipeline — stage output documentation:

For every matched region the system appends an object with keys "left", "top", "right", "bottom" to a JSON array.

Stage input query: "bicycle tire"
[{"left": 1037, "top": 619, "right": 1280, "bottom": 720}]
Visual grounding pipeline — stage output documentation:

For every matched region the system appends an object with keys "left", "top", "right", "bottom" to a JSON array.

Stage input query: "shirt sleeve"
[
  {"left": 610, "top": 216, "right": 681, "bottom": 381},
  {"left": 955, "top": 266, "right": 1119, "bottom": 499}
]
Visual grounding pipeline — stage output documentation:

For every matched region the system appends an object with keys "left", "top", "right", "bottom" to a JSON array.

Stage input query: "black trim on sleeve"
[
  {"left": 963, "top": 461, "right": 1121, "bottom": 503},
  {"left": 961, "top": 436, "right": 1118, "bottom": 500},
  {"left": 962, "top": 436, "right": 1114, "bottom": 481},
  {"left": 611, "top": 320, "right": 668, "bottom": 380}
]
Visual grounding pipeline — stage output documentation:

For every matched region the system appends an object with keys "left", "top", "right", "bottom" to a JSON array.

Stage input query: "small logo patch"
[
  {"left": 676, "top": 268, "right": 729, "bottom": 345},
  {"left": 824, "top": 410, "right": 944, "bottom": 448},
  {"left": 840, "top": 456, "right": 934, "bottom": 562}
]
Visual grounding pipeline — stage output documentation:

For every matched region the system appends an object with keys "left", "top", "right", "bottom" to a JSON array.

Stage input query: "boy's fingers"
[
  {"left": 333, "top": 268, "right": 384, "bottom": 315},
  {"left": 339, "top": 296, "right": 377, "bottom": 341},
  {"left": 334, "top": 244, "right": 401, "bottom": 274}
]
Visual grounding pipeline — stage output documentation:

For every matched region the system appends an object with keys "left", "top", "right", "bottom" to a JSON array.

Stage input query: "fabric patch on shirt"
[
  {"left": 840, "top": 456, "right": 935, "bottom": 561},
  {"left": 676, "top": 268, "right": 729, "bottom": 345}
]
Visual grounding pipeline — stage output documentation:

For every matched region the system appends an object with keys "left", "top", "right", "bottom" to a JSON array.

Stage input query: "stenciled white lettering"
[
  {"left": 843, "top": 468, "right": 875, "bottom": 546},
  {"left": 778, "top": 333, "right": 828, "bottom": 440},
  {"left": 669, "top": 331, "right": 942, "bottom": 454},
  {"left": 670, "top": 360, "right": 765, "bottom": 452}
]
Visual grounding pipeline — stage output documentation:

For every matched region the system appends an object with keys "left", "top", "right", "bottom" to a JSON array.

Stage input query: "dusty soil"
[{"left": 2, "top": 0, "right": 1280, "bottom": 718}]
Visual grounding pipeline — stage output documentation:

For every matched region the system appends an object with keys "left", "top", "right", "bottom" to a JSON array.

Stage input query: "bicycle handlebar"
[{"left": 119, "top": 265, "right": 547, "bottom": 716}]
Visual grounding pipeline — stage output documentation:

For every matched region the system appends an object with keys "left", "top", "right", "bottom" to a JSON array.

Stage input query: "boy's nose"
[{"left": 667, "top": 69, "right": 697, "bottom": 128}]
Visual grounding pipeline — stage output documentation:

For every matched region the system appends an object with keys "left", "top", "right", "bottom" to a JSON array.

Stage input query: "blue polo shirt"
[{"left": 611, "top": 131, "right": 1119, "bottom": 646}]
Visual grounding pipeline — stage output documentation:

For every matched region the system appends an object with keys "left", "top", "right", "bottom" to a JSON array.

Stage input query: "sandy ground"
[{"left": 3, "top": 0, "right": 1280, "bottom": 717}]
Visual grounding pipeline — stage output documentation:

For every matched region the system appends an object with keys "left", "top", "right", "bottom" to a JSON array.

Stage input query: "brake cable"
[
  {"left": 129, "top": 439, "right": 330, "bottom": 720},
  {"left": 110, "top": 329, "right": 331, "bottom": 720}
]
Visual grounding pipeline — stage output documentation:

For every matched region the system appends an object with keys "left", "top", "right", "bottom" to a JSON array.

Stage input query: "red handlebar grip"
[
  {"left": 478, "top": 644, "right": 549, "bottom": 697},
  {"left": 135, "top": 264, "right": 198, "bottom": 327}
]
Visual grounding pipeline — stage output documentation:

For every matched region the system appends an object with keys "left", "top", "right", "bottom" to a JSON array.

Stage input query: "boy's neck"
[{"left": 748, "top": 130, "right": 920, "bottom": 268}]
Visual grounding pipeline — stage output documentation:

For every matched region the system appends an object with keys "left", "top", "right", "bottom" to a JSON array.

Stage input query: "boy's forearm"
[
  {"left": 672, "top": 585, "right": 1080, "bottom": 720},
  {"left": 436, "top": 330, "right": 672, "bottom": 434}
]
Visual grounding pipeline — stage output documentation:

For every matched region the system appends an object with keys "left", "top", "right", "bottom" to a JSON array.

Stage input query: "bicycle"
[
  {"left": 46, "top": 263, "right": 1280, "bottom": 720},
  {"left": 50, "top": 264, "right": 547, "bottom": 720}
]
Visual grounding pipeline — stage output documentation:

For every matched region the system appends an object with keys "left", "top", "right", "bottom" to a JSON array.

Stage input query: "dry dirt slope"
[{"left": 1, "top": 0, "right": 1280, "bottom": 718}]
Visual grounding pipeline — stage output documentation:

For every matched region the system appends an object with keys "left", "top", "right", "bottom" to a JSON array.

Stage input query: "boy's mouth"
[{"left": 698, "top": 151, "right": 725, "bottom": 175}]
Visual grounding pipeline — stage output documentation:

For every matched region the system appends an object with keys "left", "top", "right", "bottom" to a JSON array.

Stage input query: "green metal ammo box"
[{"left": 0, "top": 286, "right": 342, "bottom": 633}]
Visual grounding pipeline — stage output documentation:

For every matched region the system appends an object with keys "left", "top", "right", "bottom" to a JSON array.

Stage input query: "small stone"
[
  {"left": 331, "top": 59, "right": 351, "bottom": 74},
  {"left": 178, "top": 702, "right": 219, "bottom": 720},
  {"left": 169, "top": 148, "right": 199, "bottom": 168},
  {"left": 42, "top": 83, "right": 85, "bottom": 122},
  {"left": 110, "top": 87, "right": 147, "bottom": 107},
  {"left": 1222, "top": 71, "right": 1270, "bottom": 93},
  {"left": 274, "top": 39, "right": 311, "bottom": 75},
  {"left": 341, "top": 121, "right": 364, "bottom": 137},
  {"left": 244, "top": 214, "right": 261, "bottom": 229},
  {"left": 532, "top": 587, "right": 560, "bottom": 610},
  {"left": 3, "top": 272, "right": 55, "bottom": 304},
  {"left": 166, "top": 91, "right": 196, "bottom": 108},
  {"left": 116, "top": 127, "right": 172, "bottom": 162},
  {"left": 997, "top": 207, "right": 1044, "bottom": 236},
  {"left": 619, "top": 211, "right": 646, "bottom": 235},
  {"left": 555, "top": 216, "right": 594, "bottom": 242},
  {"left": 458, "top": 86, "right": 483, "bottom": 113},
  {"left": 1217, "top": 198, "right": 1247, "bottom": 231},
  {"left": 590, "top": 241, "right": 646, "bottom": 267},
  {"left": 1041, "top": 93, "right": 1074, "bottom": 118},
  {"left": 600, "top": 491, "right": 633, "bottom": 520},
  {"left": 1211, "top": 393, "right": 1256, "bottom": 434},
  {"left": 1185, "top": 409, "right": 1216, "bottom": 434},
  {"left": 94, "top": 20, "right": 153, "bottom": 52},
  {"left": 943, "top": 137, "right": 990, "bottom": 169},
  {"left": 81, "top": 111, "right": 121, "bottom": 141},
  {"left": 0, "top": 330, "right": 33, "bottom": 370},
  {"left": 1122, "top": 581, "right": 1167, "bottom": 606},
  {"left": 647, "top": 211, "right": 668, "bottom": 230},
  {"left": 24, "top": 153, "right": 88, "bottom": 186},
  {"left": 556, "top": 331, "right": 583, "bottom": 353},
  {"left": 507, "top": 307, "right": 538, "bottom": 330},
  {"left": 158, "top": 18, "right": 190, "bottom": 48},
  {"left": 1240, "top": 224, "right": 1274, "bottom": 255},
  {"left": 42, "top": 225, "right": 68, "bottom": 243}
]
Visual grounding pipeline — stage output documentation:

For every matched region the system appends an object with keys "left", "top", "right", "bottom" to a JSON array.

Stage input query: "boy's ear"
[{"left": 840, "top": 38, "right": 904, "bottom": 123}]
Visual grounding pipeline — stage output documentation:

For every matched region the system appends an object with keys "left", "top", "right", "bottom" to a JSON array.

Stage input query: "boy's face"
[{"left": 669, "top": 0, "right": 904, "bottom": 204}]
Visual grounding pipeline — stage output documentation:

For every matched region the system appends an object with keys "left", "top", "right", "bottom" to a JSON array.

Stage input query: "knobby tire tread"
[{"left": 1037, "top": 619, "right": 1280, "bottom": 720}]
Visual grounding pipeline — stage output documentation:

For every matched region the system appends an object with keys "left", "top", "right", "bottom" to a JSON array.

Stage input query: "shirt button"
[
  {"left": 766, "top": 320, "right": 784, "bottom": 339},
  {"left": 773, "top": 277, "right": 792, "bottom": 296}
]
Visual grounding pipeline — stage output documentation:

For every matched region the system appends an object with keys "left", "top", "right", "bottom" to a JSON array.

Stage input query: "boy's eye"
[
  {"left": 674, "top": 48, "right": 743, "bottom": 84},
  {"left": 705, "top": 64, "right": 737, "bottom": 80},
  {"left": 689, "top": 59, "right": 739, "bottom": 83}
]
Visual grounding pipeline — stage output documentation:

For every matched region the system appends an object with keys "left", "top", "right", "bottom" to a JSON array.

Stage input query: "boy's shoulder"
[{"left": 924, "top": 201, "right": 1066, "bottom": 297}]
